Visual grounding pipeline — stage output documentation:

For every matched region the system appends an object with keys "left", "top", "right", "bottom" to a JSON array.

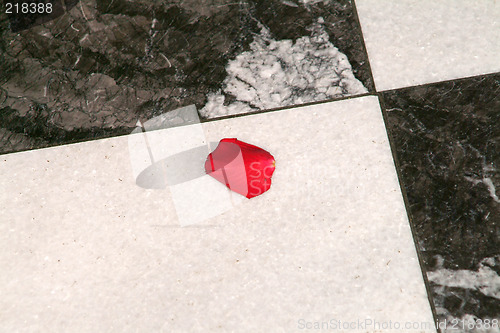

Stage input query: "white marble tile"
[
  {"left": 355, "top": 0, "right": 500, "bottom": 91},
  {"left": 0, "top": 97, "right": 435, "bottom": 332}
]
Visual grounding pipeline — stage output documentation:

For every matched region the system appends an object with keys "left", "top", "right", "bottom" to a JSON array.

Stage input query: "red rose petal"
[{"left": 205, "top": 138, "right": 275, "bottom": 199}]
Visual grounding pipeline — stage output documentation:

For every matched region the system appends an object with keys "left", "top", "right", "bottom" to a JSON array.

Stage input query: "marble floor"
[{"left": 0, "top": 0, "right": 499, "bottom": 332}]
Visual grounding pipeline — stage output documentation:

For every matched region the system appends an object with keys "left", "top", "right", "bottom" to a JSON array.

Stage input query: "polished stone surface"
[
  {"left": 356, "top": 0, "right": 500, "bottom": 91},
  {"left": 382, "top": 74, "right": 500, "bottom": 328},
  {"left": 3, "top": 0, "right": 500, "bottom": 329},
  {"left": 0, "top": 0, "right": 371, "bottom": 154},
  {"left": 0, "top": 97, "right": 434, "bottom": 332}
]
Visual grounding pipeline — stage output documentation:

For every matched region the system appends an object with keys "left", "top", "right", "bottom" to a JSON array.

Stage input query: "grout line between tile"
[
  {"left": 200, "top": 92, "right": 374, "bottom": 123},
  {"left": 350, "top": 0, "right": 378, "bottom": 93},
  {"left": 377, "top": 93, "right": 440, "bottom": 332},
  {"left": 201, "top": 70, "right": 500, "bottom": 124},
  {"left": 378, "top": 71, "right": 500, "bottom": 95},
  {"left": 351, "top": 1, "right": 439, "bottom": 327},
  {"left": 9, "top": 68, "right": 498, "bottom": 158}
]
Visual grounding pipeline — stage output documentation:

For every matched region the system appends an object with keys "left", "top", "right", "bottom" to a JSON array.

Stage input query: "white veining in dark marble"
[
  {"left": 0, "top": 0, "right": 372, "bottom": 154},
  {"left": 382, "top": 74, "right": 500, "bottom": 326},
  {"left": 201, "top": 18, "right": 367, "bottom": 118},
  {"left": 429, "top": 257, "right": 500, "bottom": 299},
  {"left": 430, "top": 256, "right": 500, "bottom": 331}
]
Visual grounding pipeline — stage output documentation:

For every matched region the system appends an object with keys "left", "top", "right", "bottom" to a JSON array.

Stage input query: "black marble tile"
[
  {"left": 381, "top": 74, "right": 500, "bottom": 325},
  {"left": 0, "top": 0, "right": 372, "bottom": 154}
]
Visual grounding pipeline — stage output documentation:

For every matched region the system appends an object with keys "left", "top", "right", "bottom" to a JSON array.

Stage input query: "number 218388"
[{"left": 5, "top": 2, "right": 53, "bottom": 14}]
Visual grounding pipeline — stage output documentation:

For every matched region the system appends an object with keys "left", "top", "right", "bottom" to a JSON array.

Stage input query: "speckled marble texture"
[
  {"left": 0, "top": 0, "right": 371, "bottom": 154},
  {"left": 355, "top": 0, "right": 500, "bottom": 91},
  {"left": 0, "top": 97, "right": 435, "bottom": 332},
  {"left": 381, "top": 74, "right": 500, "bottom": 330},
  {"left": 3, "top": 0, "right": 500, "bottom": 331}
]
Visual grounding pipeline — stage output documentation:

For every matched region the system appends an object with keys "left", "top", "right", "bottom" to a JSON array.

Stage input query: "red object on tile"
[{"left": 205, "top": 138, "right": 276, "bottom": 199}]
